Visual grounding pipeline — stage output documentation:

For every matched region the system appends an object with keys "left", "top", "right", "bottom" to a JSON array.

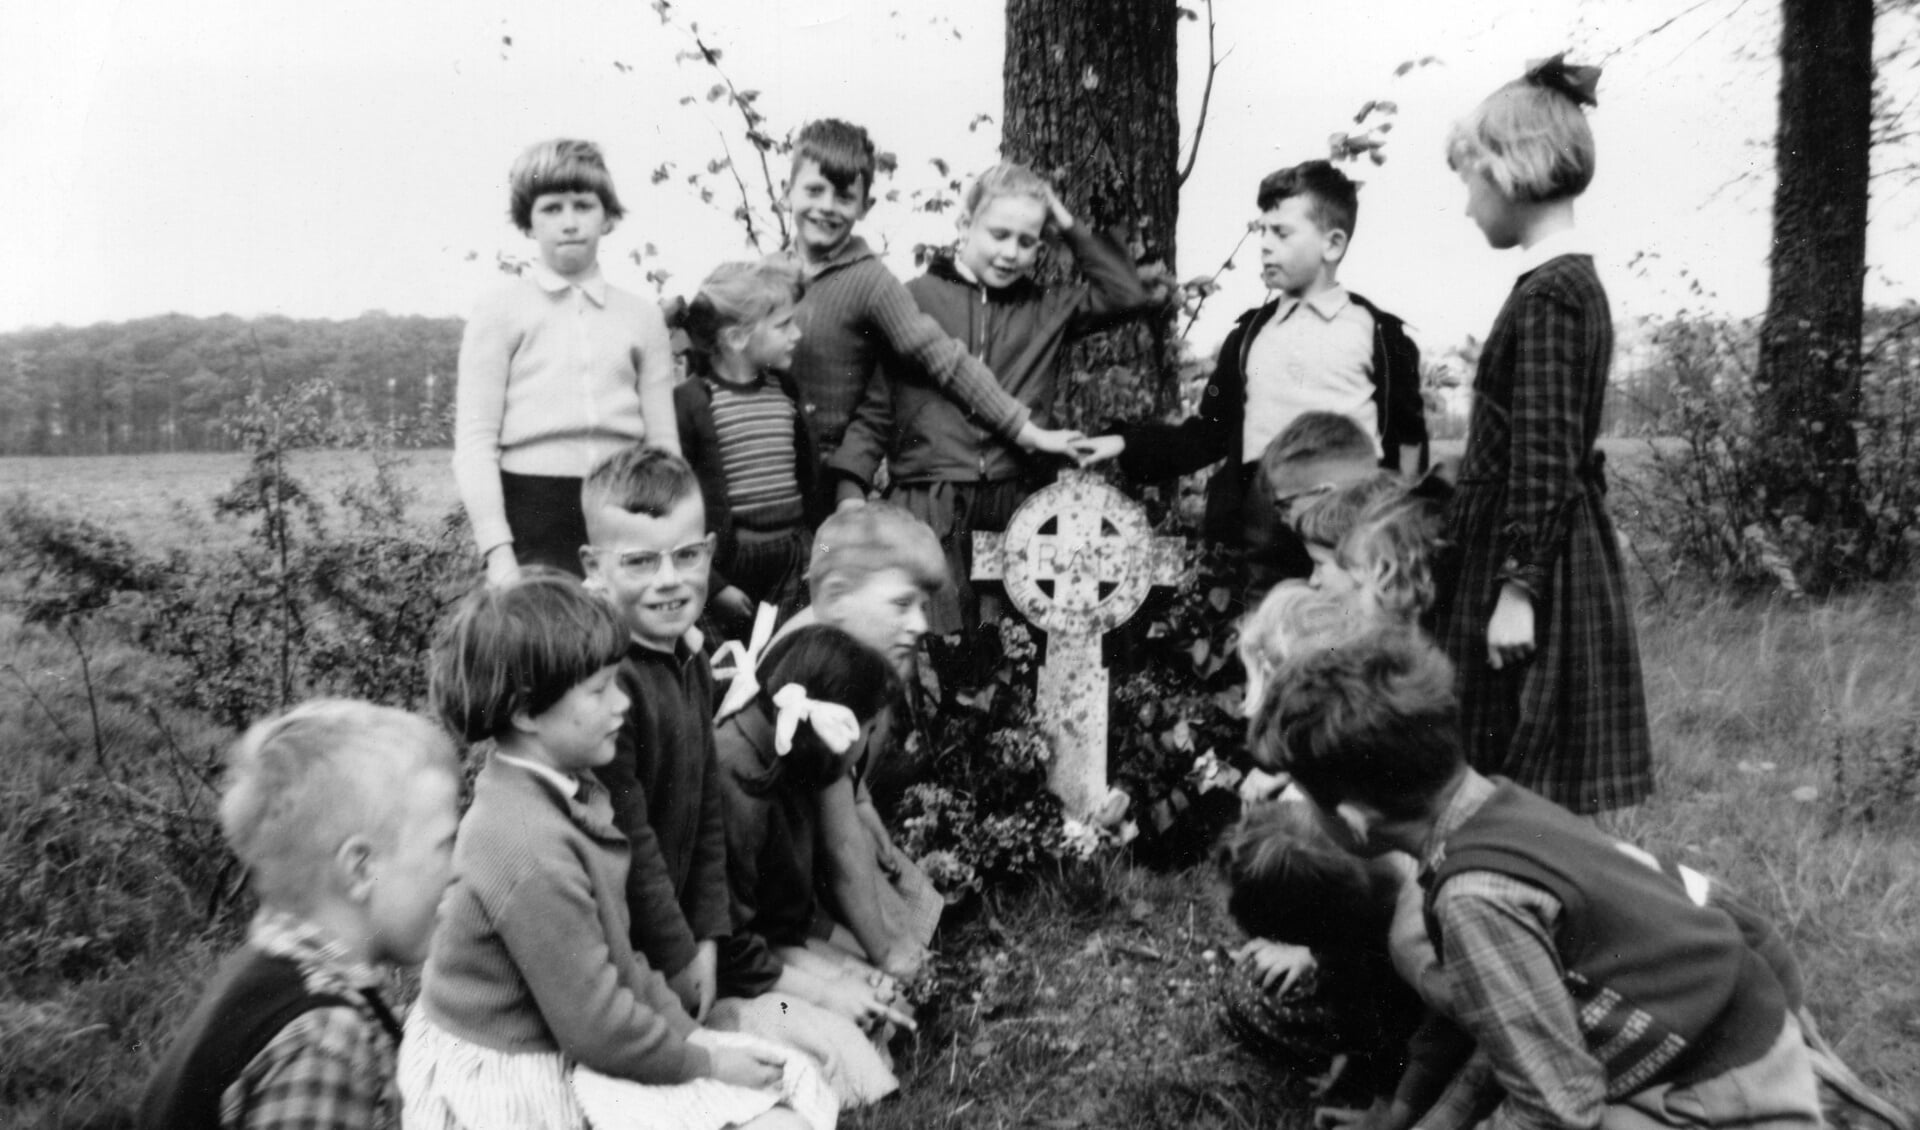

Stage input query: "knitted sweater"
[
  {"left": 1427, "top": 781, "right": 1788, "bottom": 1091},
  {"left": 596, "top": 636, "right": 733, "bottom": 977},
  {"left": 419, "top": 757, "right": 711, "bottom": 1084},
  {"left": 451, "top": 267, "right": 678, "bottom": 555},
  {"left": 829, "top": 224, "right": 1152, "bottom": 488},
  {"left": 787, "top": 236, "right": 1030, "bottom": 455}
]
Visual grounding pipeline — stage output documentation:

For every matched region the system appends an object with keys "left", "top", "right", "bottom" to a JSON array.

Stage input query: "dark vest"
[
  {"left": 1426, "top": 782, "right": 1787, "bottom": 1095},
  {"left": 140, "top": 946, "right": 395, "bottom": 1130}
]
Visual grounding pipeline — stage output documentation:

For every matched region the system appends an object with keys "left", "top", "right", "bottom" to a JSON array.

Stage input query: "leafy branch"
[
  {"left": 1176, "top": 0, "right": 1231, "bottom": 189},
  {"left": 651, "top": 0, "right": 790, "bottom": 250}
]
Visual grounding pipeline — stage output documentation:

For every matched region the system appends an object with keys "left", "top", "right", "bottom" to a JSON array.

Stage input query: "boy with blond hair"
[
  {"left": 141, "top": 701, "right": 459, "bottom": 1130},
  {"left": 719, "top": 502, "right": 949, "bottom": 980}
]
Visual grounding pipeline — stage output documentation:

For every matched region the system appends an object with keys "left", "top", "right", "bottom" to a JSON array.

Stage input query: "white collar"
[
  {"left": 495, "top": 751, "right": 580, "bottom": 799},
  {"left": 1513, "top": 227, "right": 1587, "bottom": 281},
  {"left": 528, "top": 263, "right": 609, "bottom": 306}
]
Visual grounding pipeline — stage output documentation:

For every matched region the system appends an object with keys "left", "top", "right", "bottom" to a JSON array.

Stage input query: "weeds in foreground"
[{"left": 2, "top": 443, "right": 1917, "bottom": 1125}]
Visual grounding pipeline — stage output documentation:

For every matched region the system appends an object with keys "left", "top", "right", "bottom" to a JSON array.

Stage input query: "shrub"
[{"left": 1619, "top": 308, "right": 1920, "bottom": 593}]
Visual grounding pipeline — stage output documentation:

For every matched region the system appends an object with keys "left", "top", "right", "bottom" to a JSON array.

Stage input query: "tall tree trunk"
[
  {"left": 1755, "top": 0, "right": 1874, "bottom": 589},
  {"left": 1002, "top": 0, "right": 1180, "bottom": 430}
]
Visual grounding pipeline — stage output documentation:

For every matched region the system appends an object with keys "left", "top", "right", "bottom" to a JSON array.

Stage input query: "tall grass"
[{"left": 1, "top": 449, "right": 1914, "bottom": 1126}]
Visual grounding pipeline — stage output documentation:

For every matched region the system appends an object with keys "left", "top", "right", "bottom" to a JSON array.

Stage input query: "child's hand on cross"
[{"left": 1071, "top": 435, "right": 1125, "bottom": 467}]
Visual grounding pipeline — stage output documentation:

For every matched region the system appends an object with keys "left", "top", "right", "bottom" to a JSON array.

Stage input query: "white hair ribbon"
[{"left": 771, "top": 683, "right": 861, "bottom": 756}]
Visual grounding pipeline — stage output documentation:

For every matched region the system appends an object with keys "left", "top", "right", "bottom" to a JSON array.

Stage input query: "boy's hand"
[
  {"left": 691, "top": 939, "right": 717, "bottom": 1021},
  {"left": 880, "top": 942, "right": 929, "bottom": 983},
  {"left": 823, "top": 976, "right": 919, "bottom": 1032},
  {"left": 706, "top": 1045, "right": 784, "bottom": 1090},
  {"left": 668, "top": 941, "right": 718, "bottom": 1021},
  {"left": 1486, "top": 583, "right": 1535, "bottom": 670},
  {"left": 1044, "top": 187, "right": 1077, "bottom": 232},
  {"left": 1016, "top": 422, "right": 1087, "bottom": 456},
  {"left": 711, "top": 586, "right": 755, "bottom": 634},
  {"left": 1070, "top": 435, "right": 1126, "bottom": 467},
  {"left": 1237, "top": 767, "right": 1290, "bottom": 805},
  {"left": 1234, "top": 938, "right": 1315, "bottom": 996},
  {"left": 484, "top": 545, "right": 521, "bottom": 587}
]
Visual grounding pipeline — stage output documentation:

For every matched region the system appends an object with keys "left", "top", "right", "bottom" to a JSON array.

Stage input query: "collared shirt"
[
  {"left": 1414, "top": 773, "right": 1606, "bottom": 1130},
  {"left": 494, "top": 751, "right": 580, "bottom": 799},
  {"left": 527, "top": 262, "right": 611, "bottom": 306},
  {"left": 222, "top": 910, "right": 401, "bottom": 1130},
  {"left": 1512, "top": 226, "right": 1589, "bottom": 282},
  {"left": 1241, "top": 286, "right": 1379, "bottom": 462}
]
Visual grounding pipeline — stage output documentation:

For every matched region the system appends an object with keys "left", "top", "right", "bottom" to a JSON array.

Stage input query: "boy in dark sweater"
[
  {"left": 1079, "top": 161, "right": 1427, "bottom": 593},
  {"left": 581, "top": 446, "right": 735, "bottom": 1022},
  {"left": 1254, "top": 629, "right": 1821, "bottom": 1130},
  {"left": 140, "top": 701, "right": 459, "bottom": 1130},
  {"left": 828, "top": 160, "right": 1155, "bottom": 635}
]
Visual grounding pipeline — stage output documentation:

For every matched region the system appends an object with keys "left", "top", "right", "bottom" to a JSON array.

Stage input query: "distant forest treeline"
[{"left": 0, "top": 313, "right": 463, "bottom": 456}]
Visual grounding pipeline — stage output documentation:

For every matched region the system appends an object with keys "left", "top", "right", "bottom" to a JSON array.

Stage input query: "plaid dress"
[{"left": 1434, "top": 253, "right": 1652, "bottom": 813}]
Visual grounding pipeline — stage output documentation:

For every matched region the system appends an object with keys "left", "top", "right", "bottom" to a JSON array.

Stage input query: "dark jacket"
[
  {"left": 1119, "top": 292, "right": 1427, "bottom": 544},
  {"left": 675, "top": 370, "right": 824, "bottom": 591},
  {"left": 829, "top": 224, "right": 1152, "bottom": 489},
  {"left": 596, "top": 637, "right": 733, "bottom": 977}
]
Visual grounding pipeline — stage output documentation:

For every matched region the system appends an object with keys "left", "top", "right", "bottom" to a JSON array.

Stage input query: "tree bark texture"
[
  {"left": 1756, "top": 0, "right": 1874, "bottom": 585},
  {"left": 1002, "top": 0, "right": 1181, "bottom": 429}
]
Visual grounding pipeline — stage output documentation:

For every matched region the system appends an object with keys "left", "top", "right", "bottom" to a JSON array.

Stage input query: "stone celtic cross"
[{"left": 974, "top": 470, "right": 1192, "bottom": 818}]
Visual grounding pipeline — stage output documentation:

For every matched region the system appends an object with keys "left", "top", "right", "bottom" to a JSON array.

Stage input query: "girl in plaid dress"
[{"left": 1434, "top": 57, "right": 1653, "bottom": 814}]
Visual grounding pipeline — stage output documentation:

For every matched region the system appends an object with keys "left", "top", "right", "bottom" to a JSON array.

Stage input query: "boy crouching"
[
  {"left": 141, "top": 700, "right": 459, "bottom": 1130},
  {"left": 1254, "top": 630, "right": 1822, "bottom": 1130}
]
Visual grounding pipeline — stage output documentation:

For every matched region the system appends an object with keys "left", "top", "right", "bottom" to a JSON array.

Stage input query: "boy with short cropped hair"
[
  {"left": 718, "top": 502, "right": 948, "bottom": 980},
  {"left": 581, "top": 446, "right": 733, "bottom": 1021},
  {"left": 1254, "top": 631, "right": 1821, "bottom": 1130},
  {"left": 141, "top": 700, "right": 459, "bottom": 1130},
  {"left": 1081, "top": 161, "right": 1427, "bottom": 591},
  {"left": 782, "top": 119, "right": 1081, "bottom": 472}
]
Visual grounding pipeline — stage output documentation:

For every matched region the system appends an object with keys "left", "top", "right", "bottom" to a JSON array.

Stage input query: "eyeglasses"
[{"left": 605, "top": 535, "right": 715, "bottom": 580}]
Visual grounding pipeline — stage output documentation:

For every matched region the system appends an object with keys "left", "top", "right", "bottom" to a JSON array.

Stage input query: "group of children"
[
  {"left": 1203, "top": 57, "right": 1860, "bottom": 1130},
  {"left": 141, "top": 56, "right": 1838, "bottom": 1130}
]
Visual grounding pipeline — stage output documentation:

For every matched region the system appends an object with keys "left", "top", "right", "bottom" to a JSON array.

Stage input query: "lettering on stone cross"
[{"left": 974, "top": 470, "right": 1192, "bottom": 818}]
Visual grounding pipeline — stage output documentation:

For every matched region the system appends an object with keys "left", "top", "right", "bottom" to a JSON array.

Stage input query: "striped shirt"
[{"left": 710, "top": 377, "right": 804, "bottom": 531}]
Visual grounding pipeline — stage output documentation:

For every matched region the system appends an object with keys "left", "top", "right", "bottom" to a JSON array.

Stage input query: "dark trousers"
[{"left": 500, "top": 471, "right": 588, "bottom": 577}]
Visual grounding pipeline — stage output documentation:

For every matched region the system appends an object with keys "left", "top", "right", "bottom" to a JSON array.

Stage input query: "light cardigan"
[
  {"left": 451, "top": 265, "right": 679, "bottom": 556},
  {"left": 418, "top": 755, "right": 713, "bottom": 1084}
]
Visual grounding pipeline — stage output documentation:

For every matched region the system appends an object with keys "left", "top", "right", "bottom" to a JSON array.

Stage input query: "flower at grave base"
[
  {"left": 1060, "top": 816, "right": 1106, "bottom": 861},
  {"left": 1190, "top": 749, "right": 1243, "bottom": 795},
  {"left": 918, "top": 850, "right": 979, "bottom": 899}
]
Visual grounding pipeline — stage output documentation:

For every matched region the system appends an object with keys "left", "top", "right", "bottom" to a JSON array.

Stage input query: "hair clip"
[
  {"left": 1523, "top": 53, "right": 1601, "bottom": 108},
  {"left": 772, "top": 684, "right": 862, "bottom": 756}
]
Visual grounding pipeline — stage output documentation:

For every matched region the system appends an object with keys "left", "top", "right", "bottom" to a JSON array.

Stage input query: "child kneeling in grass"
[
  {"left": 140, "top": 700, "right": 461, "bottom": 1130},
  {"left": 404, "top": 571, "right": 831, "bottom": 1130},
  {"left": 714, "top": 624, "right": 920, "bottom": 1107},
  {"left": 1255, "top": 628, "right": 1821, "bottom": 1130}
]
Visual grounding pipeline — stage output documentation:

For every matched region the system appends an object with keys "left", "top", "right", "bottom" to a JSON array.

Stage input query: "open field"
[
  {"left": 1, "top": 450, "right": 465, "bottom": 554},
  {"left": 3, "top": 445, "right": 1915, "bottom": 1129}
]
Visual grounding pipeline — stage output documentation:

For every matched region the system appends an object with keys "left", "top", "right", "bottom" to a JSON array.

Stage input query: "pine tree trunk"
[
  {"left": 1002, "top": 0, "right": 1180, "bottom": 430},
  {"left": 1755, "top": 0, "right": 1874, "bottom": 589}
]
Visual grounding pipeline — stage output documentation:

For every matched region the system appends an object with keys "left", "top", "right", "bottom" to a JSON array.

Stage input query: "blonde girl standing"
[{"left": 1435, "top": 57, "right": 1652, "bottom": 814}]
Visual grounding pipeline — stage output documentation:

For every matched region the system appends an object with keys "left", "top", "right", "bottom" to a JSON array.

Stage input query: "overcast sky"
[{"left": 5, "top": 0, "right": 1917, "bottom": 356}]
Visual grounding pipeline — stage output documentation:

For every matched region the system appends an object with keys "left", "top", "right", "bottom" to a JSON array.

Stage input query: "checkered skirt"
[{"left": 1433, "top": 256, "right": 1653, "bottom": 814}]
